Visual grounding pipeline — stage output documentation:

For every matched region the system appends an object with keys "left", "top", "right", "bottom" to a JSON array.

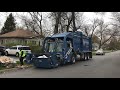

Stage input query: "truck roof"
[
  {"left": 51, "top": 32, "right": 71, "bottom": 38},
  {"left": 47, "top": 31, "right": 90, "bottom": 40},
  {"left": 51, "top": 31, "right": 84, "bottom": 38}
]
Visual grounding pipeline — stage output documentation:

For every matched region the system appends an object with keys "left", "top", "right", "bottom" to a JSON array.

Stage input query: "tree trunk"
[
  {"left": 40, "top": 21, "right": 43, "bottom": 36},
  {"left": 72, "top": 12, "right": 76, "bottom": 32},
  {"left": 99, "top": 42, "right": 102, "bottom": 49},
  {"left": 66, "top": 18, "right": 72, "bottom": 32},
  {"left": 54, "top": 12, "right": 61, "bottom": 34}
]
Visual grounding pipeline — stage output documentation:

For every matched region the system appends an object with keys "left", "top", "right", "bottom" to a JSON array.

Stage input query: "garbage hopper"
[
  {"left": 32, "top": 54, "right": 59, "bottom": 68},
  {"left": 24, "top": 53, "right": 34, "bottom": 64}
]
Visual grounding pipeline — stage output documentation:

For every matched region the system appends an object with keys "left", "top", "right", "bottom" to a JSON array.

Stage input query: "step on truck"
[{"left": 30, "top": 31, "right": 92, "bottom": 68}]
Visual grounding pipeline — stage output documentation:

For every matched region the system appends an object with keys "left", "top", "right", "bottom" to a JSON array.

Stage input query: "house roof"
[{"left": 0, "top": 29, "right": 41, "bottom": 38}]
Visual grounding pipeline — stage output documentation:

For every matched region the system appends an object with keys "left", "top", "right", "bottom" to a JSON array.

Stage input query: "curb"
[{"left": 0, "top": 65, "right": 33, "bottom": 74}]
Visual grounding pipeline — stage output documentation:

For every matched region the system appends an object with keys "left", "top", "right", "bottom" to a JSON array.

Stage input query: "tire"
[
  {"left": 83, "top": 53, "right": 87, "bottom": 61},
  {"left": 54, "top": 63, "right": 59, "bottom": 68},
  {"left": 0, "top": 52, "right": 2, "bottom": 55},
  {"left": 86, "top": 53, "right": 89, "bottom": 60},
  {"left": 16, "top": 52, "right": 19, "bottom": 57},
  {"left": 76, "top": 54, "right": 81, "bottom": 61},
  {"left": 81, "top": 53, "right": 84, "bottom": 61},
  {"left": 84, "top": 53, "right": 87, "bottom": 61},
  {"left": 5, "top": 51, "right": 8, "bottom": 56},
  {"left": 70, "top": 55, "right": 76, "bottom": 64},
  {"left": 59, "top": 59, "right": 64, "bottom": 66}
]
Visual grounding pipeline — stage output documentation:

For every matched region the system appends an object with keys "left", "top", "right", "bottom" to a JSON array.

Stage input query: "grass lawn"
[{"left": 0, "top": 66, "right": 5, "bottom": 70}]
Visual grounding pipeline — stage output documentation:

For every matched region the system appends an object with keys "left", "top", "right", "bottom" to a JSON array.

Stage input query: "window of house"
[
  {"left": 1, "top": 40, "right": 3, "bottom": 44},
  {"left": 24, "top": 40, "right": 27, "bottom": 44}
]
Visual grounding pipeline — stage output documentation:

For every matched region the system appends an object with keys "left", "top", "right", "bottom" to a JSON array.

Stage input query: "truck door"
[{"left": 65, "top": 38, "right": 73, "bottom": 61}]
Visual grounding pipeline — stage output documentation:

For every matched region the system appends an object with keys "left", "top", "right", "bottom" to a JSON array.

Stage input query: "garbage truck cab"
[{"left": 32, "top": 31, "right": 92, "bottom": 68}]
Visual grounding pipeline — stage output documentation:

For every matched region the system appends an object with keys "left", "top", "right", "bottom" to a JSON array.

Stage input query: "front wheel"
[
  {"left": 54, "top": 63, "right": 59, "bottom": 68},
  {"left": 5, "top": 51, "right": 8, "bottom": 56},
  {"left": 70, "top": 55, "right": 76, "bottom": 64},
  {"left": 86, "top": 53, "right": 89, "bottom": 60}
]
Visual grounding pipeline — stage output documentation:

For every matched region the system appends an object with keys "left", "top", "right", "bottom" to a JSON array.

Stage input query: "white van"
[{"left": 5, "top": 45, "right": 31, "bottom": 57}]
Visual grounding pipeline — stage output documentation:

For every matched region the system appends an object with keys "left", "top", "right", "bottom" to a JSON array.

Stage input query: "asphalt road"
[{"left": 0, "top": 51, "right": 120, "bottom": 78}]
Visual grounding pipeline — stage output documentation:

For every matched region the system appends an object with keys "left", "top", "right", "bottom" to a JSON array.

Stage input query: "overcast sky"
[{"left": 0, "top": 12, "right": 113, "bottom": 30}]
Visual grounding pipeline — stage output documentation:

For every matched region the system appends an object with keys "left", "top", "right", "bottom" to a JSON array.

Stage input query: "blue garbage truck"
[{"left": 27, "top": 31, "right": 92, "bottom": 68}]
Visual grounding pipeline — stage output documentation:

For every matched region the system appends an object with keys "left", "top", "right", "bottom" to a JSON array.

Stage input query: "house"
[{"left": 0, "top": 29, "right": 44, "bottom": 46}]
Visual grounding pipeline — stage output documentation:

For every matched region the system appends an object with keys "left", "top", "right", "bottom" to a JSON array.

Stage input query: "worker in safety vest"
[{"left": 19, "top": 48, "right": 26, "bottom": 66}]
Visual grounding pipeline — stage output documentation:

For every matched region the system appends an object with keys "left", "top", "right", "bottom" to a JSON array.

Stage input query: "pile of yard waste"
[{"left": 0, "top": 56, "right": 16, "bottom": 69}]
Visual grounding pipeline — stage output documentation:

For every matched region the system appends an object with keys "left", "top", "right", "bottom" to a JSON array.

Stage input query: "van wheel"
[
  {"left": 0, "top": 52, "right": 2, "bottom": 55},
  {"left": 71, "top": 55, "right": 76, "bottom": 64},
  {"left": 16, "top": 52, "right": 19, "bottom": 57},
  {"left": 5, "top": 51, "right": 8, "bottom": 56}
]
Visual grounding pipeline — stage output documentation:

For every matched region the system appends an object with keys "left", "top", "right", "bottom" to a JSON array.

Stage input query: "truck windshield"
[
  {"left": 56, "top": 42, "right": 63, "bottom": 52},
  {"left": 48, "top": 42, "right": 56, "bottom": 52},
  {"left": 44, "top": 38, "right": 64, "bottom": 52},
  {"left": 47, "top": 42, "right": 63, "bottom": 52}
]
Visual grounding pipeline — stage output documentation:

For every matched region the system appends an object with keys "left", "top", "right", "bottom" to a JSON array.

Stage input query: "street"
[{"left": 0, "top": 50, "right": 120, "bottom": 78}]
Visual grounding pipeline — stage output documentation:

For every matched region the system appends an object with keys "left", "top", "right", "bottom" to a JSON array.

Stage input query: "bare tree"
[
  {"left": 94, "top": 12, "right": 106, "bottom": 16},
  {"left": 111, "top": 12, "right": 120, "bottom": 25},
  {"left": 90, "top": 18, "right": 100, "bottom": 37},
  {"left": 28, "top": 12, "right": 43, "bottom": 36},
  {"left": 65, "top": 12, "right": 72, "bottom": 32},
  {"left": 95, "top": 19, "right": 118, "bottom": 49},
  {"left": 49, "top": 12, "right": 63, "bottom": 34},
  {"left": 59, "top": 12, "right": 72, "bottom": 32},
  {"left": 79, "top": 18, "right": 100, "bottom": 37},
  {"left": 75, "top": 12, "right": 85, "bottom": 30},
  {"left": 81, "top": 24, "right": 90, "bottom": 36},
  {"left": 16, "top": 12, "right": 52, "bottom": 37},
  {"left": 81, "top": 12, "right": 106, "bottom": 38},
  {"left": 111, "top": 12, "right": 120, "bottom": 35},
  {"left": 72, "top": 12, "right": 76, "bottom": 32},
  {"left": 49, "top": 12, "right": 73, "bottom": 34},
  {"left": 49, "top": 12, "right": 87, "bottom": 34},
  {"left": 18, "top": 15, "right": 40, "bottom": 35}
]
